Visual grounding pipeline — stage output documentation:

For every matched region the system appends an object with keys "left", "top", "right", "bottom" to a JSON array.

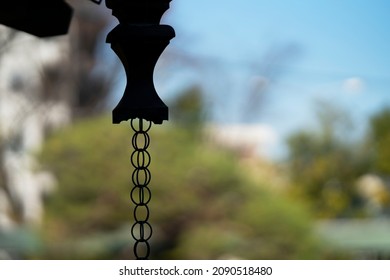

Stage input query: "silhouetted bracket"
[
  {"left": 0, "top": 0, "right": 72, "bottom": 37},
  {"left": 106, "top": 0, "right": 175, "bottom": 125}
]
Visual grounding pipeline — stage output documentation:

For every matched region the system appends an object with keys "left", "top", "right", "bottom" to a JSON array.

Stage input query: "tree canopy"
[{"left": 39, "top": 115, "right": 328, "bottom": 259}]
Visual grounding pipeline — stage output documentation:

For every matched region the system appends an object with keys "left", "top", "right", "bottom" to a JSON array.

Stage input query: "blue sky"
[
  {"left": 166, "top": 0, "right": 390, "bottom": 74},
  {"left": 156, "top": 0, "right": 390, "bottom": 159}
]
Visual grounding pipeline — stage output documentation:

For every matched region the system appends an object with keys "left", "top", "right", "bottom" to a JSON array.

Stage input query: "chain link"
[{"left": 130, "top": 118, "right": 153, "bottom": 260}]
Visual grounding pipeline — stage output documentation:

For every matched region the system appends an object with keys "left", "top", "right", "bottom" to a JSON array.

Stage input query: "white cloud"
[{"left": 342, "top": 77, "right": 365, "bottom": 95}]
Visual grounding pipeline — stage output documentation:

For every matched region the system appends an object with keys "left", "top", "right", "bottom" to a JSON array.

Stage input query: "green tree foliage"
[
  {"left": 369, "top": 108, "right": 390, "bottom": 175},
  {"left": 169, "top": 86, "right": 205, "bottom": 128},
  {"left": 39, "top": 116, "right": 327, "bottom": 259},
  {"left": 286, "top": 102, "right": 370, "bottom": 218}
]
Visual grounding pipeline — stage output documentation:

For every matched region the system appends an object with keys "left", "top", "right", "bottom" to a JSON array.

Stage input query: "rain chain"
[
  {"left": 130, "top": 118, "right": 153, "bottom": 259},
  {"left": 105, "top": 0, "right": 175, "bottom": 259}
]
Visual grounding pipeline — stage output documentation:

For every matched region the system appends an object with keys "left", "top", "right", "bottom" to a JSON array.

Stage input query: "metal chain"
[{"left": 130, "top": 118, "right": 153, "bottom": 260}]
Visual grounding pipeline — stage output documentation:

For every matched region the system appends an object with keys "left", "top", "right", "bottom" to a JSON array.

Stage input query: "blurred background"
[{"left": 1, "top": 0, "right": 390, "bottom": 259}]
